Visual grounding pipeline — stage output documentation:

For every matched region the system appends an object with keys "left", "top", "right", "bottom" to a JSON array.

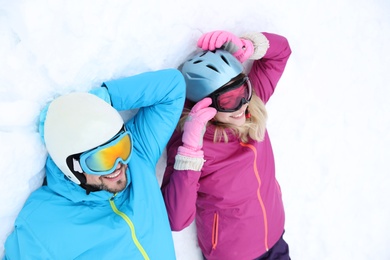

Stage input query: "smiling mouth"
[
  {"left": 103, "top": 170, "right": 121, "bottom": 179},
  {"left": 102, "top": 163, "right": 125, "bottom": 179},
  {"left": 232, "top": 111, "right": 245, "bottom": 118}
]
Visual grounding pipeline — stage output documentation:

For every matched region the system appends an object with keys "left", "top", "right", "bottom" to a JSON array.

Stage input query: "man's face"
[{"left": 84, "top": 162, "right": 128, "bottom": 193}]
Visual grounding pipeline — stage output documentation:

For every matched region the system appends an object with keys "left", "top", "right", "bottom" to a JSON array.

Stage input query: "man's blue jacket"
[{"left": 4, "top": 69, "right": 185, "bottom": 259}]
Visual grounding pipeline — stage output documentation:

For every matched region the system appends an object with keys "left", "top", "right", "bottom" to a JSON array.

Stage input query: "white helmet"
[{"left": 43, "top": 92, "right": 124, "bottom": 184}]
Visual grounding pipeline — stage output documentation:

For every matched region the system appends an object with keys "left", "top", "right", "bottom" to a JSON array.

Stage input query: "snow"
[{"left": 1, "top": 0, "right": 390, "bottom": 259}]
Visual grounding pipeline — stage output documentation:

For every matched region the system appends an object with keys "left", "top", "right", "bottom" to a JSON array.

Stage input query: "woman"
[{"left": 162, "top": 30, "right": 292, "bottom": 260}]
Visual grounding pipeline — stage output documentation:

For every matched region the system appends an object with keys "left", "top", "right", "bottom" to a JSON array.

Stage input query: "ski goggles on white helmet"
[
  {"left": 71, "top": 127, "right": 133, "bottom": 175},
  {"left": 208, "top": 76, "right": 252, "bottom": 112}
]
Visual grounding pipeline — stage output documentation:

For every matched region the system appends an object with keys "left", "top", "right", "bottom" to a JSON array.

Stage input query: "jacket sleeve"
[
  {"left": 161, "top": 129, "right": 201, "bottom": 231},
  {"left": 102, "top": 69, "right": 186, "bottom": 166},
  {"left": 249, "top": 32, "right": 292, "bottom": 104}
]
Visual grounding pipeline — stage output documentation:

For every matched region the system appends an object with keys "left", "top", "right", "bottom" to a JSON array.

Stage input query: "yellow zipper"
[{"left": 109, "top": 198, "right": 150, "bottom": 260}]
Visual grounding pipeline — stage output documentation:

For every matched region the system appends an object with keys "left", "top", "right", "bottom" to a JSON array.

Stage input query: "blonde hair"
[{"left": 178, "top": 93, "right": 267, "bottom": 143}]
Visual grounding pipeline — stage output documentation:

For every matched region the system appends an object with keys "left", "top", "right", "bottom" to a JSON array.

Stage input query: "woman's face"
[{"left": 213, "top": 103, "right": 249, "bottom": 127}]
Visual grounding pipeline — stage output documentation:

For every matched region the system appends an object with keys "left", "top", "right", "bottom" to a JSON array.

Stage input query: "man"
[{"left": 4, "top": 69, "right": 185, "bottom": 259}]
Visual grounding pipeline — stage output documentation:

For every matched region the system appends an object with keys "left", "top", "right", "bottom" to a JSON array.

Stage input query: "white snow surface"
[{"left": 1, "top": 0, "right": 390, "bottom": 259}]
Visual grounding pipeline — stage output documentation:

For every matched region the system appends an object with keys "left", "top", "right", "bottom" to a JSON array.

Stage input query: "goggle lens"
[
  {"left": 80, "top": 130, "right": 132, "bottom": 175},
  {"left": 210, "top": 77, "right": 252, "bottom": 112},
  {"left": 217, "top": 83, "right": 251, "bottom": 111}
]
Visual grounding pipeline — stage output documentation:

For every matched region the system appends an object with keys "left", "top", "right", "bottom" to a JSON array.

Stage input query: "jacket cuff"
[
  {"left": 241, "top": 32, "right": 270, "bottom": 60},
  {"left": 174, "top": 154, "right": 205, "bottom": 171}
]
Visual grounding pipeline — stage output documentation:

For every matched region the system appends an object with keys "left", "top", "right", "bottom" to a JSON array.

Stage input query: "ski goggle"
[
  {"left": 78, "top": 128, "right": 133, "bottom": 175},
  {"left": 209, "top": 76, "right": 252, "bottom": 112}
]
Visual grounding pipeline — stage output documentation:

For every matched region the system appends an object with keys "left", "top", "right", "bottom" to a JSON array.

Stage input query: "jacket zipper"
[
  {"left": 109, "top": 196, "right": 150, "bottom": 260},
  {"left": 212, "top": 212, "right": 219, "bottom": 250},
  {"left": 240, "top": 142, "right": 269, "bottom": 251}
]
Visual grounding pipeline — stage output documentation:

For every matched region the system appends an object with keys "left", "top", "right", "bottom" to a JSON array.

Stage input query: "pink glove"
[
  {"left": 178, "top": 98, "right": 217, "bottom": 158},
  {"left": 197, "top": 30, "right": 254, "bottom": 63}
]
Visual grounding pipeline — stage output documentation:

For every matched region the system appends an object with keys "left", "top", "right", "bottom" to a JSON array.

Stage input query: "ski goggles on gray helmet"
[{"left": 208, "top": 76, "right": 252, "bottom": 112}]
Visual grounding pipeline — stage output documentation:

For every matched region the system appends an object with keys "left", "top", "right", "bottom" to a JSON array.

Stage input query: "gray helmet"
[
  {"left": 180, "top": 49, "right": 244, "bottom": 102},
  {"left": 43, "top": 92, "right": 124, "bottom": 184}
]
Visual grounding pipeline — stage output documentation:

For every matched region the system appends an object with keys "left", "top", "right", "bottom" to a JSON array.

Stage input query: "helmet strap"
[
  {"left": 80, "top": 183, "right": 102, "bottom": 195},
  {"left": 74, "top": 170, "right": 103, "bottom": 195},
  {"left": 67, "top": 156, "right": 103, "bottom": 195}
]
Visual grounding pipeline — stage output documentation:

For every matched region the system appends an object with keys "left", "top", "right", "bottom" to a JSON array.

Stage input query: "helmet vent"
[
  {"left": 206, "top": 64, "right": 219, "bottom": 72},
  {"left": 220, "top": 54, "right": 230, "bottom": 66}
]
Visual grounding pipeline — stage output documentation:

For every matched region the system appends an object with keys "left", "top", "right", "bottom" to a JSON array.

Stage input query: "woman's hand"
[{"left": 197, "top": 30, "right": 254, "bottom": 63}]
